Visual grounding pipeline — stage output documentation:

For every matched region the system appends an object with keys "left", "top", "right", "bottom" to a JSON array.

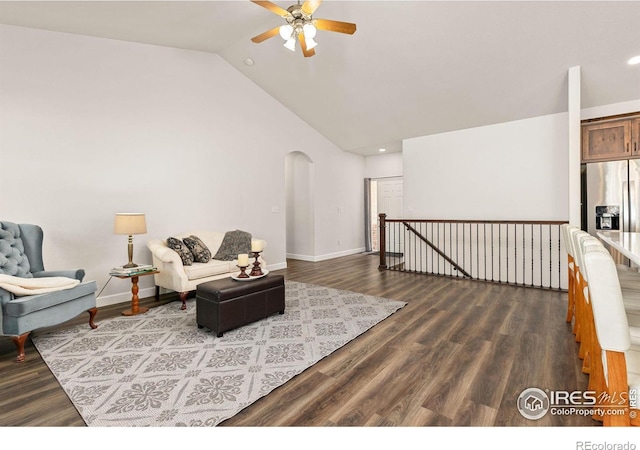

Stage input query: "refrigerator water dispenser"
[{"left": 595, "top": 205, "right": 620, "bottom": 230}]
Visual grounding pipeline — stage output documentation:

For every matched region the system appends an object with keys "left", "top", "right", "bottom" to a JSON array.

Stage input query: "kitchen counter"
[{"left": 597, "top": 231, "right": 640, "bottom": 266}]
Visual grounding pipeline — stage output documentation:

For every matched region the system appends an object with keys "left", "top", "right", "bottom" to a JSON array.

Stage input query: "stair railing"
[{"left": 378, "top": 213, "right": 567, "bottom": 290}]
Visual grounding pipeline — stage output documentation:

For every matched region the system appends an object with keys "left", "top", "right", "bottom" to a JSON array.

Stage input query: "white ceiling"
[{"left": 1, "top": 1, "right": 639, "bottom": 156}]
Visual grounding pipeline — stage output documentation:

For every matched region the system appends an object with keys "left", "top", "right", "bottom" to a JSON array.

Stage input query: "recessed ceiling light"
[
  {"left": 628, "top": 55, "right": 640, "bottom": 65},
  {"left": 244, "top": 57, "right": 254, "bottom": 66},
  {"left": 379, "top": 148, "right": 386, "bottom": 152}
]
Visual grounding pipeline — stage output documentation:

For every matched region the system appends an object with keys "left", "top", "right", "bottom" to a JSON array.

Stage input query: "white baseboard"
[
  {"left": 287, "top": 247, "right": 366, "bottom": 263},
  {"left": 285, "top": 253, "right": 316, "bottom": 262},
  {"left": 96, "top": 287, "right": 157, "bottom": 308},
  {"left": 266, "top": 261, "right": 288, "bottom": 271},
  {"left": 95, "top": 263, "right": 291, "bottom": 308}
]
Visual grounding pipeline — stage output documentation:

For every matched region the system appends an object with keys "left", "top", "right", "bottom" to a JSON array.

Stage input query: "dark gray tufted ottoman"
[{"left": 195, "top": 274, "right": 285, "bottom": 337}]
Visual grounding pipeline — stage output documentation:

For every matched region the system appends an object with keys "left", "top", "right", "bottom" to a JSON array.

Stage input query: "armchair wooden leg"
[
  {"left": 87, "top": 307, "right": 98, "bottom": 329},
  {"left": 10, "top": 332, "right": 30, "bottom": 362},
  {"left": 179, "top": 292, "right": 188, "bottom": 310},
  {"left": 155, "top": 286, "right": 160, "bottom": 300}
]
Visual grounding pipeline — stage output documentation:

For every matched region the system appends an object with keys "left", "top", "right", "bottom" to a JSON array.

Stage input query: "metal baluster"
[
  {"left": 490, "top": 223, "right": 494, "bottom": 282},
  {"left": 406, "top": 221, "right": 409, "bottom": 272},
  {"left": 463, "top": 222, "right": 467, "bottom": 279},
  {"left": 391, "top": 221, "right": 395, "bottom": 271},
  {"left": 412, "top": 221, "right": 415, "bottom": 273},
  {"left": 433, "top": 222, "right": 436, "bottom": 275},
  {"left": 512, "top": 224, "right": 516, "bottom": 284},
  {"left": 448, "top": 222, "right": 452, "bottom": 276},
  {"left": 476, "top": 223, "right": 479, "bottom": 281},
  {"left": 438, "top": 222, "right": 441, "bottom": 275},
  {"left": 548, "top": 224, "right": 552, "bottom": 289},
  {"left": 386, "top": 219, "right": 390, "bottom": 270},
  {"left": 420, "top": 222, "right": 424, "bottom": 274},
  {"left": 540, "top": 224, "right": 543, "bottom": 288},
  {"left": 498, "top": 224, "right": 501, "bottom": 282},
  {"left": 396, "top": 222, "right": 400, "bottom": 271},
  {"left": 522, "top": 224, "right": 525, "bottom": 285},
  {"left": 397, "top": 221, "right": 400, "bottom": 271},
  {"left": 506, "top": 223, "right": 509, "bottom": 284},
  {"left": 484, "top": 223, "right": 487, "bottom": 281},
  {"left": 388, "top": 221, "right": 391, "bottom": 271},
  {"left": 413, "top": 222, "right": 420, "bottom": 273},
  {"left": 388, "top": 221, "right": 392, "bottom": 271},
  {"left": 427, "top": 222, "right": 434, "bottom": 273},
  {"left": 396, "top": 221, "right": 399, "bottom": 271},
  {"left": 530, "top": 224, "right": 534, "bottom": 287},
  {"left": 558, "top": 224, "right": 562, "bottom": 290}
]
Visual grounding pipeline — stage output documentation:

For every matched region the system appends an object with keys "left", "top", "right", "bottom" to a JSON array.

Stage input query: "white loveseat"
[{"left": 146, "top": 230, "right": 266, "bottom": 309}]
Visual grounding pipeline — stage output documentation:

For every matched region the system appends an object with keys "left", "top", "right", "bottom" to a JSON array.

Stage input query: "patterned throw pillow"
[
  {"left": 166, "top": 237, "right": 194, "bottom": 266},
  {"left": 182, "top": 235, "right": 211, "bottom": 263}
]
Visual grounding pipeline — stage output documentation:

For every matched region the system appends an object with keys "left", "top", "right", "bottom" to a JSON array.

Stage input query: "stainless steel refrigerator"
[{"left": 585, "top": 159, "right": 640, "bottom": 237}]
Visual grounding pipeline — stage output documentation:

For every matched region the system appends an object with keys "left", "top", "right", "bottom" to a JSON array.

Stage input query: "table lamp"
[{"left": 114, "top": 213, "right": 147, "bottom": 268}]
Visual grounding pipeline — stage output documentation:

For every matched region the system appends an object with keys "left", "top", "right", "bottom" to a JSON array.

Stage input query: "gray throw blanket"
[{"left": 213, "top": 230, "right": 252, "bottom": 261}]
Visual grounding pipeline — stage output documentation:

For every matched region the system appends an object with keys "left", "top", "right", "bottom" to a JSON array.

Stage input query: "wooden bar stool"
[
  {"left": 561, "top": 224, "right": 577, "bottom": 325},
  {"left": 570, "top": 229, "right": 592, "bottom": 346},
  {"left": 573, "top": 232, "right": 604, "bottom": 371},
  {"left": 582, "top": 248, "right": 640, "bottom": 426}
]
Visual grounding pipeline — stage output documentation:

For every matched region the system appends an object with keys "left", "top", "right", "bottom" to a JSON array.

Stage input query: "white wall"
[
  {"left": 581, "top": 99, "right": 640, "bottom": 121},
  {"left": 312, "top": 149, "right": 366, "bottom": 260},
  {"left": 0, "top": 25, "right": 365, "bottom": 305},
  {"left": 568, "top": 66, "right": 581, "bottom": 227},
  {"left": 403, "top": 113, "right": 569, "bottom": 220},
  {"left": 365, "top": 152, "right": 403, "bottom": 179},
  {"left": 285, "top": 152, "right": 315, "bottom": 259}
]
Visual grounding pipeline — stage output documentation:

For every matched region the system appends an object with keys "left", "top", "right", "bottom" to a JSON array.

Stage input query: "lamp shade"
[
  {"left": 303, "top": 23, "right": 317, "bottom": 39},
  {"left": 283, "top": 37, "right": 296, "bottom": 52},
  {"left": 114, "top": 213, "right": 147, "bottom": 235},
  {"left": 279, "top": 24, "right": 294, "bottom": 40},
  {"left": 305, "top": 37, "right": 318, "bottom": 50}
]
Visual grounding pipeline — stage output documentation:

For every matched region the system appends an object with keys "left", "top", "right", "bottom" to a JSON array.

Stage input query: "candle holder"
[
  {"left": 250, "top": 251, "right": 263, "bottom": 277},
  {"left": 236, "top": 265, "right": 250, "bottom": 278}
]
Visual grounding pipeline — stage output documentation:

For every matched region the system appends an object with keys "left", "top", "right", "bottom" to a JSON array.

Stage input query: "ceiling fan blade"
[
  {"left": 251, "top": 26, "right": 281, "bottom": 43},
  {"left": 251, "top": 0, "right": 291, "bottom": 18},
  {"left": 314, "top": 18, "right": 357, "bottom": 35},
  {"left": 298, "top": 33, "right": 316, "bottom": 58},
  {"left": 301, "top": 0, "right": 322, "bottom": 15}
]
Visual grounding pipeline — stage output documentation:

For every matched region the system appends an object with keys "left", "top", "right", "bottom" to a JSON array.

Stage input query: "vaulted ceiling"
[{"left": 1, "top": 1, "right": 639, "bottom": 156}]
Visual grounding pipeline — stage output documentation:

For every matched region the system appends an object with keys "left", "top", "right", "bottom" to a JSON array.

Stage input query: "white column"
[{"left": 568, "top": 66, "right": 581, "bottom": 226}]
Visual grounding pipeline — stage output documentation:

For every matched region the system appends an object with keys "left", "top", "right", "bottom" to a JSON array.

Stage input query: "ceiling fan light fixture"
[
  {"left": 251, "top": 0, "right": 357, "bottom": 58},
  {"left": 284, "top": 37, "right": 297, "bottom": 52},
  {"left": 279, "top": 24, "right": 294, "bottom": 40}
]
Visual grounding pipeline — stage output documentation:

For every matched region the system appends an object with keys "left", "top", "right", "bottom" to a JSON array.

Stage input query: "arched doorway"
[{"left": 285, "top": 151, "right": 315, "bottom": 260}]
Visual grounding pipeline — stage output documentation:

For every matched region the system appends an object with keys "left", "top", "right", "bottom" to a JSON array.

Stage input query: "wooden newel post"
[{"left": 379, "top": 213, "right": 387, "bottom": 270}]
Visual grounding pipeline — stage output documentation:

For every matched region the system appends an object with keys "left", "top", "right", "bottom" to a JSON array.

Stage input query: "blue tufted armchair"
[{"left": 0, "top": 221, "right": 98, "bottom": 362}]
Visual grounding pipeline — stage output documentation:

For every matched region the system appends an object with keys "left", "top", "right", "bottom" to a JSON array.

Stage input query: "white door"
[{"left": 377, "top": 178, "right": 404, "bottom": 254}]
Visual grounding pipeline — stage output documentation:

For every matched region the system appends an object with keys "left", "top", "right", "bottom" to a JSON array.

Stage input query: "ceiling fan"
[{"left": 250, "top": 0, "right": 357, "bottom": 57}]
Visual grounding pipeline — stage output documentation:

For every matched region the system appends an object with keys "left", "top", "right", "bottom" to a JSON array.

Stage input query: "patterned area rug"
[{"left": 32, "top": 280, "right": 406, "bottom": 427}]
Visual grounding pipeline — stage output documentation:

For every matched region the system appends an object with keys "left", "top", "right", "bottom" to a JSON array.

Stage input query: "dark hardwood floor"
[{"left": 0, "top": 253, "right": 593, "bottom": 426}]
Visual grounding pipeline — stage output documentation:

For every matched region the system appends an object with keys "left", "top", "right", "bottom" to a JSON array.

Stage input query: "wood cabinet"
[
  {"left": 582, "top": 113, "right": 640, "bottom": 162},
  {"left": 633, "top": 117, "right": 640, "bottom": 156}
]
